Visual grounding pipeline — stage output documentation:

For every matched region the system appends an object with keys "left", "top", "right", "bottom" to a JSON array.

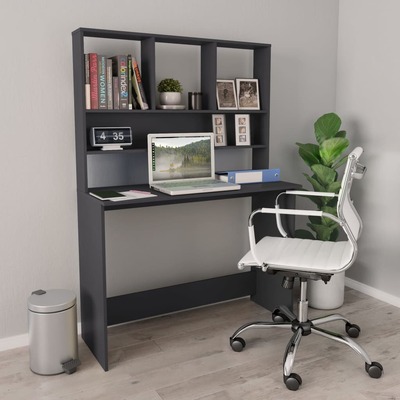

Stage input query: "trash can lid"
[{"left": 28, "top": 289, "right": 76, "bottom": 313}]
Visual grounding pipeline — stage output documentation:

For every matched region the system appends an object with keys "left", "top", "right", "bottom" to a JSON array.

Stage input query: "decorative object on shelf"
[
  {"left": 216, "top": 79, "right": 238, "bottom": 110},
  {"left": 188, "top": 92, "right": 203, "bottom": 110},
  {"left": 212, "top": 114, "right": 227, "bottom": 146},
  {"left": 235, "top": 114, "right": 250, "bottom": 145},
  {"left": 295, "top": 112, "right": 351, "bottom": 309},
  {"left": 236, "top": 78, "right": 260, "bottom": 110},
  {"left": 157, "top": 78, "right": 183, "bottom": 105},
  {"left": 89, "top": 127, "right": 132, "bottom": 150}
]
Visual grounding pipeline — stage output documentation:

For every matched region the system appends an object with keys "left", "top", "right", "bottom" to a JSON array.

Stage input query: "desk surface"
[{"left": 87, "top": 181, "right": 301, "bottom": 211}]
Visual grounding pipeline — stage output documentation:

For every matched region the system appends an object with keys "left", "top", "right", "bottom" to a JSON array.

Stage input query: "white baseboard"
[
  {"left": 0, "top": 323, "right": 82, "bottom": 353},
  {"left": 0, "top": 333, "right": 29, "bottom": 352},
  {"left": 1, "top": 281, "right": 400, "bottom": 353},
  {"left": 345, "top": 277, "right": 400, "bottom": 308}
]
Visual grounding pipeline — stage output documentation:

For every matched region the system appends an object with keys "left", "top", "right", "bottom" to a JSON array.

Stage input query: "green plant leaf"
[
  {"left": 296, "top": 143, "right": 321, "bottom": 167},
  {"left": 307, "top": 223, "right": 334, "bottom": 241},
  {"left": 314, "top": 113, "right": 341, "bottom": 144},
  {"left": 304, "top": 174, "right": 326, "bottom": 192},
  {"left": 332, "top": 155, "right": 348, "bottom": 170},
  {"left": 295, "top": 229, "right": 315, "bottom": 240},
  {"left": 326, "top": 181, "right": 342, "bottom": 194},
  {"left": 321, "top": 205, "right": 338, "bottom": 226},
  {"left": 330, "top": 228, "right": 339, "bottom": 242},
  {"left": 310, "top": 164, "right": 337, "bottom": 187},
  {"left": 319, "top": 137, "right": 349, "bottom": 166},
  {"left": 335, "top": 130, "right": 347, "bottom": 138},
  {"left": 309, "top": 216, "right": 322, "bottom": 225}
]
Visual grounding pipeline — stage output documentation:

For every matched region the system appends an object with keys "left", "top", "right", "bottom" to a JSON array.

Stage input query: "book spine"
[
  {"left": 89, "top": 53, "right": 98, "bottom": 109},
  {"left": 84, "top": 54, "right": 91, "bottom": 109},
  {"left": 127, "top": 55, "right": 133, "bottom": 110},
  {"left": 98, "top": 55, "right": 107, "bottom": 109},
  {"left": 112, "top": 55, "right": 129, "bottom": 110},
  {"left": 106, "top": 58, "right": 113, "bottom": 109},
  {"left": 113, "top": 76, "right": 120, "bottom": 109},
  {"left": 132, "top": 57, "right": 149, "bottom": 110}
]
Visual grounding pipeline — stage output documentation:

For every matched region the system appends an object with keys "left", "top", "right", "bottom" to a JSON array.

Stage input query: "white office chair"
[{"left": 230, "top": 147, "right": 383, "bottom": 391}]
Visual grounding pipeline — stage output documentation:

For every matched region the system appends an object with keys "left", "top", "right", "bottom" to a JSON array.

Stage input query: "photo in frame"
[
  {"left": 236, "top": 78, "right": 260, "bottom": 110},
  {"left": 235, "top": 114, "right": 251, "bottom": 146},
  {"left": 216, "top": 79, "right": 238, "bottom": 110},
  {"left": 212, "top": 114, "right": 227, "bottom": 146}
]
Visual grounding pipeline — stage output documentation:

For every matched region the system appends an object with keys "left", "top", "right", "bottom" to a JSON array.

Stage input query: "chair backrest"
[{"left": 336, "top": 147, "right": 366, "bottom": 241}]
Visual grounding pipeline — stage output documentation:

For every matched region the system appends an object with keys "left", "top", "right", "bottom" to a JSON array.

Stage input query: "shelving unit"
[{"left": 72, "top": 27, "right": 300, "bottom": 371}]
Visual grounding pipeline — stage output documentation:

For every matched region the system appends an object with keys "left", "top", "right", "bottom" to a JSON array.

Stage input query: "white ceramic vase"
[
  {"left": 160, "top": 92, "right": 181, "bottom": 105},
  {"left": 308, "top": 271, "right": 345, "bottom": 310}
]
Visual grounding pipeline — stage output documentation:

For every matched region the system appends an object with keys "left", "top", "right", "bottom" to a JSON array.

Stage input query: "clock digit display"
[{"left": 90, "top": 127, "right": 132, "bottom": 149}]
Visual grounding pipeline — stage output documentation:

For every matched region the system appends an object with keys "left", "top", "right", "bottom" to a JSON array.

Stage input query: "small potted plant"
[{"left": 157, "top": 78, "right": 183, "bottom": 105}]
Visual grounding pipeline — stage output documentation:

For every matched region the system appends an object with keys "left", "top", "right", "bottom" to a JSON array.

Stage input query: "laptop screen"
[{"left": 148, "top": 133, "right": 215, "bottom": 183}]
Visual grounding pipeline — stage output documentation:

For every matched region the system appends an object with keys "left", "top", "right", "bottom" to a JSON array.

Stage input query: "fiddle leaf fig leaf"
[
  {"left": 304, "top": 174, "right": 326, "bottom": 192},
  {"left": 314, "top": 113, "right": 341, "bottom": 144},
  {"left": 320, "top": 137, "right": 349, "bottom": 166},
  {"left": 336, "top": 130, "right": 347, "bottom": 138},
  {"left": 307, "top": 223, "right": 334, "bottom": 241},
  {"left": 310, "top": 164, "right": 337, "bottom": 187},
  {"left": 296, "top": 143, "right": 321, "bottom": 167},
  {"left": 332, "top": 155, "right": 348, "bottom": 170},
  {"left": 326, "top": 181, "right": 342, "bottom": 194},
  {"left": 295, "top": 229, "right": 315, "bottom": 240}
]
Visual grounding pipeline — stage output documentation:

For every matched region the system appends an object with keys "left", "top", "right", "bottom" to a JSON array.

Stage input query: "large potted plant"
[
  {"left": 157, "top": 78, "right": 183, "bottom": 105},
  {"left": 296, "top": 112, "right": 350, "bottom": 309}
]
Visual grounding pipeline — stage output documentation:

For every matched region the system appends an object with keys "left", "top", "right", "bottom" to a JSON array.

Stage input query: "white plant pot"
[
  {"left": 159, "top": 92, "right": 181, "bottom": 105},
  {"left": 308, "top": 271, "right": 345, "bottom": 310}
]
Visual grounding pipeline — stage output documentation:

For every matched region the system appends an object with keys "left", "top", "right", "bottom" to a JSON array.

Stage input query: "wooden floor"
[{"left": 1, "top": 288, "right": 399, "bottom": 399}]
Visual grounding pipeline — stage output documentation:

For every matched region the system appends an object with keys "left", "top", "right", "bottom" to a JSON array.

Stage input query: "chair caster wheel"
[
  {"left": 365, "top": 361, "right": 383, "bottom": 378},
  {"left": 346, "top": 322, "right": 361, "bottom": 338},
  {"left": 230, "top": 337, "right": 246, "bottom": 352},
  {"left": 272, "top": 309, "right": 290, "bottom": 322},
  {"left": 284, "top": 373, "right": 302, "bottom": 391}
]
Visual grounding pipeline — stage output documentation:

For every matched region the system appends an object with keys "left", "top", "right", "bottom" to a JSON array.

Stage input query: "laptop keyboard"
[{"left": 158, "top": 179, "right": 227, "bottom": 188}]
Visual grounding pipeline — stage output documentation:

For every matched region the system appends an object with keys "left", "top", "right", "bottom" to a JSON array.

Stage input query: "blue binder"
[{"left": 215, "top": 168, "right": 280, "bottom": 184}]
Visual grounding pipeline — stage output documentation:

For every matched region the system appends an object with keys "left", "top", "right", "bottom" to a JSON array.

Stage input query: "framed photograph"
[
  {"left": 216, "top": 79, "right": 238, "bottom": 110},
  {"left": 236, "top": 78, "right": 260, "bottom": 110},
  {"left": 235, "top": 114, "right": 251, "bottom": 146},
  {"left": 212, "top": 114, "right": 227, "bottom": 146}
]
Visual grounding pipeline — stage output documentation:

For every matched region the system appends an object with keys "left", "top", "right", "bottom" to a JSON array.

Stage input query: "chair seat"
[{"left": 239, "top": 236, "right": 354, "bottom": 274}]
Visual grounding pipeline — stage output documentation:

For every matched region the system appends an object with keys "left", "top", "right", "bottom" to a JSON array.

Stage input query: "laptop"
[{"left": 147, "top": 132, "right": 241, "bottom": 195}]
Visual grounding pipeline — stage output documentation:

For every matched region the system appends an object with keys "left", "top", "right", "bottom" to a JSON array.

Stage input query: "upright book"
[
  {"left": 89, "top": 53, "right": 98, "bottom": 109},
  {"left": 131, "top": 56, "right": 149, "bottom": 110},
  {"left": 97, "top": 55, "right": 107, "bottom": 109},
  {"left": 111, "top": 55, "right": 129, "bottom": 110},
  {"left": 84, "top": 54, "right": 91, "bottom": 109}
]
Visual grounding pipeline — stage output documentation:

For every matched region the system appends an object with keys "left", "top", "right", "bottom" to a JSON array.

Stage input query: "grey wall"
[
  {"left": 336, "top": 0, "right": 400, "bottom": 297},
  {"left": 0, "top": 0, "right": 348, "bottom": 341}
]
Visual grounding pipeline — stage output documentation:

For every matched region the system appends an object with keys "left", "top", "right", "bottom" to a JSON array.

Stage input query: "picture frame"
[
  {"left": 216, "top": 79, "right": 238, "bottom": 110},
  {"left": 236, "top": 78, "right": 260, "bottom": 110},
  {"left": 235, "top": 114, "right": 251, "bottom": 146},
  {"left": 212, "top": 114, "right": 227, "bottom": 146}
]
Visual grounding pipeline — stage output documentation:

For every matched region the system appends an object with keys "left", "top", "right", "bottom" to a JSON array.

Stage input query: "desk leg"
[
  {"left": 250, "top": 191, "right": 294, "bottom": 311},
  {"left": 77, "top": 193, "right": 108, "bottom": 371}
]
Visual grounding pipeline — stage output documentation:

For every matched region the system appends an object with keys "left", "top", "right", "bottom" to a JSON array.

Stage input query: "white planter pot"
[
  {"left": 308, "top": 272, "right": 345, "bottom": 310},
  {"left": 159, "top": 92, "right": 181, "bottom": 105}
]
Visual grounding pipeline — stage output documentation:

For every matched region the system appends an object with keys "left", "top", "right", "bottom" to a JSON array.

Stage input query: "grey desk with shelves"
[{"left": 73, "top": 28, "right": 300, "bottom": 371}]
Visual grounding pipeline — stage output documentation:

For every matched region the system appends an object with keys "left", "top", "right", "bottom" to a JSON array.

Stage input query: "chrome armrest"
[
  {"left": 273, "top": 190, "right": 338, "bottom": 237},
  {"left": 284, "top": 190, "right": 338, "bottom": 198}
]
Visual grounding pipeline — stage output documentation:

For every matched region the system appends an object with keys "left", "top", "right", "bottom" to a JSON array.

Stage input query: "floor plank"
[{"left": 0, "top": 288, "right": 398, "bottom": 399}]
